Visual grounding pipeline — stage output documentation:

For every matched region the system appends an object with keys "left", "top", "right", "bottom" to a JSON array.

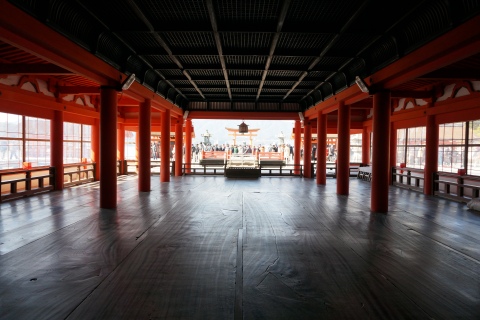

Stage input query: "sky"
[{"left": 190, "top": 119, "right": 295, "bottom": 146}]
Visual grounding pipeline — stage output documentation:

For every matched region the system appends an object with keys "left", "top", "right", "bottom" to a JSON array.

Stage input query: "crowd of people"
[
  {"left": 151, "top": 141, "right": 338, "bottom": 164},
  {"left": 190, "top": 143, "right": 295, "bottom": 162}
]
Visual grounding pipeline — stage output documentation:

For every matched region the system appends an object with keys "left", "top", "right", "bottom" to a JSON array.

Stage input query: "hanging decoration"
[{"left": 238, "top": 121, "right": 248, "bottom": 134}]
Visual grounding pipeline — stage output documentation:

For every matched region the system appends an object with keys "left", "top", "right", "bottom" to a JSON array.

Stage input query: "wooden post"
[
  {"left": 185, "top": 119, "right": 192, "bottom": 173},
  {"left": 138, "top": 99, "right": 151, "bottom": 192},
  {"left": 175, "top": 117, "right": 183, "bottom": 176},
  {"left": 117, "top": 122, "right": 125, "bottom": 175},
  {"left": 294, "top": 120, "right": 301, "bottom": 174},
  {"left": 303, "top": 120, "right": 312, "bottom": 178},
  {"left": 99, "top": 86, "right": 117, "bottom": 209},
  {"left": 160, "top": 109, "right": 170, "bottom": 182},
  {"left": 317, "top": 111, "right": 327, "bottom": 184},
  {"left": 424, "top": 109, "right": 438, "bottom": 195},
  {"left": 51, "top": 110, "right": 63, "bottom": 190},
  {"left": 371, "top": 90, "right": 391, "bottom": 213},
  {"left": 336, "top": 101, "right": 350, "bottom": 195}
]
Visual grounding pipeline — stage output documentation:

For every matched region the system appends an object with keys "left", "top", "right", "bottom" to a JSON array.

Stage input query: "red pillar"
[
  {"left": 294, "top": 120, "right": 301, "bottom": 174},
  {"left": 336, "top": 101, "right": 350, "bottom": 195},
  {"left": 160, "top": 109, "right": 170, "bottom": 182},
  {"left": 424, "top": 110, "right": 438, "bottom": 195},
  {"left": 303, "top": 120, "right": 312, "bottom": 178},
  {"left": 371, "top": 91, "right": 391, "bottom": 213},
  {"left": 317, "top": 111, "right": 327, "bottom": 184},
  {"left": 91, "top": 118, "right": 100, "bottom": 181},
  {"left": 117, "top": 122, "right": 125, "bottom": 175},
  {"left": 138, "top": 99, "right": 151, "bottom": 191},
  {"left": 51, "top": 110, "right": 63, "bottom": 190},
  {"left": 174, "top": 117, "right": 183, "bottom": 176},
  {"left": 389, "top": 123, "right": 397, "bottom": 185},
  {"left": 362, "top": 126, "right": 370, "bottom": 165},
  {"left": 100, "top": 86, "right": 117, "bottom": 209},
  {"left": 185, "top": 119, "right": 192, "bottom": 173}
]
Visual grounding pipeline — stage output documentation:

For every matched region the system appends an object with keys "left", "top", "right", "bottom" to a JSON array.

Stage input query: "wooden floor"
[{"left": 1, "top": 176, "right": 479, "bottom": 319}]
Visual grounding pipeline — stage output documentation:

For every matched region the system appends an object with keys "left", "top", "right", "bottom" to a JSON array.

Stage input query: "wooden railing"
[
  {"left": 201, "top": 150, "right": 226, "bottom": 160},
  {"left": 312, "top": 162, "right": 365, "bottom": 178},
  {"left": 0, "top": 166, "right": 55, "bottom": 202},
  {"left": 259, "top": 164, "right": 303, "bottom": 176},
  {"left": 392, "top": 166, "right": 424, "bottom": 193},
  {"left": 182, "top": 163, "right": 225, "bottom": 176},
  {"left": 434, "top": 172, "right": 480, "bottom": 203},
  {"left": 182, "top": 162, "right": 303, "bottom": 177},
  {"left": 257, "top": 151, "right": 284, "bottom": 161},
  {"left": 63, "top": 162, "right": 96, "bottom": 188},
  {"left": 123, "top": 160, "right": 174, "bottom": 175}
]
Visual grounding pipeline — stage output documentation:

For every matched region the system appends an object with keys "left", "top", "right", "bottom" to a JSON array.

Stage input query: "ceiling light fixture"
[
  {"left": 355, "top": 76, "right": 369, "bottom": 93},
  {"left": 298, "top": 112, "right": 305, "bottom": 121},
  {"left": 121, "top": 73, "right": 136, "bottom": 91}
]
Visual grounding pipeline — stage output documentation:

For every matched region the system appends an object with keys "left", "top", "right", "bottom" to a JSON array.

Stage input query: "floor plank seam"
[{"left": 63, "top": 201, "right": 174, "bottom": 319}]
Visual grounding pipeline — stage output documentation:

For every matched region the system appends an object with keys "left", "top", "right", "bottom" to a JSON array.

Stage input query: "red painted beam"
[
  {"left": 0, "top": 0, "right": 119, "bottom": 85},
  {"left": 375, "top": 15, "right": 480, "bottom": 89},
  {"left": 0, "top": 84, "right": 98, "bottom": 118},
  {"left": 56, "top": 86, "right": 100, "bottom": 95},
  {"left": 0, "top": 0, "right": 183, "bottom": 117},
  {"left": 0, "top": 63, "right": 71, "bottom": 74},
  {"left": 305, "top": 15, "right": 480, "bottom": 119},
  {"left": 188, "top": 111, "right": 299, "bottom": 120}
]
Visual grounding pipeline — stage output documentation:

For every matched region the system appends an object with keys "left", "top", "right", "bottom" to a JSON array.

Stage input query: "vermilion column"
[
  {"left": 92, "top": 118, "right": 100, "bottom": 181},
  {"left": 51, "top": 110, "right": 63, "bottom": 190},
  {"left": 362, "top": 126, "right": 370, "bottom": 165},
  {"left": 294, "top": 120, "right": 301, "bottom": 174},
  {"left": 389, "top": 123, "right": 397, "bottom": 185},
  {"left": 117, "top": 122, "right": 125, "bottom": 175},
  {"left": 424, "top": 110, "right": 438, "bottom": 195},
  {"left": 160, "top": 109, "right": 170, "bottom": 182},
  {"left": 174, "top": 117, "right": 183, "bottom": 176},
  {"left": 303, "top": 120, "right": 312, "bottom": 178},
  {"left": 336, "top": 101, "right": 350, "bottom": 195},
  {"left": 185, "top": 119, "right": 192, "bottom": 173},
  {"left": 100, "top": 86, "right": 117, "bottom": 209},
  {"left": 135, "top": 129, "right": 140, "bottom": 161},
  {"left": 138, "top": 99, "right": 151, "bottom": 191},
  {"left": 371, "top": 90, "right": 391, "bottom": 213},
  {"left": 317, "top": 111, "right": 327, "bottom": 184}
]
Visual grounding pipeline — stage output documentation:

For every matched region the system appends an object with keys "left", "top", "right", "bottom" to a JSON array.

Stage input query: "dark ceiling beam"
[
  {"left": 164, "top": 76, "right": 302, "bottom": 82},
  {"left": 125, "top": 0, "right": 204, "bottom": 100},
  {"left": 188, "top": 110, "right": 299, "bottom": 120},
  {"left": 284, "top": 1, "right": 372, "bottom": 102},
  {"left": 256, "top": 0, "right": 291, "bottom": 101},
  {"left": 56, "top": 85, "right": 100, "bottom": 95},
  {"left": 73, "top": 0, "right": 186, "bottom": 103},
  {"left": 206, "top": 0, "right": 232, "bottom": 100},
  {"left": 349, "top": 100, "right": 373, "bottom": 109},
  {"left": 168, "top": 65, "right": 310, "bottom": 72},
  {"left": 0, "top": 63, "right": 72, "bottom": 75},
  {"left": 418, "top": 70, "right": 480, "bottom": 80},
  {"left": 299, "top": 0, "right": 430, "bottom": 103},
  {"left": 390, "top": 90, "right": 434, "bottom": 99}
]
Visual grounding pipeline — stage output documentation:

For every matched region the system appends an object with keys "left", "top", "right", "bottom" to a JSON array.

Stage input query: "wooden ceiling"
[{"left": 1, "top": 0, "right": 480, "bottom": 119}]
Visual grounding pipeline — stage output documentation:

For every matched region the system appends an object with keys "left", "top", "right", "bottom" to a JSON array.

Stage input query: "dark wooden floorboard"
[{"left": 1, "top": 176, "right": 479, "bottom": 319}]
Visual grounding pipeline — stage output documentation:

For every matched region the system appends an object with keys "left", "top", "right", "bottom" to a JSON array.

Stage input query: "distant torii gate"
[{"left": 226, "top": 127, "right": 260, "bottom": 146}]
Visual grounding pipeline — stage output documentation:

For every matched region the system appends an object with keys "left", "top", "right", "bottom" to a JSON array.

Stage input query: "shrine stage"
[{"left": 1, "top": 176, "right": 479, "bottom": 319}]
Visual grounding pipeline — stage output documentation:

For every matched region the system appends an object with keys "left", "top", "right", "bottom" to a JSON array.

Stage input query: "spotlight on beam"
[
  {"left": 298, "top": 112, "right": 305, "bottom": 121},
  {"left": 183, "top": 110, "right": 189, "bottom": 120},
  {"left": 355, "top": 76, "right": 369, "bottom": 93},
  {"left": 121, "top": 73, "right": 136, "bottom": 91}
]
